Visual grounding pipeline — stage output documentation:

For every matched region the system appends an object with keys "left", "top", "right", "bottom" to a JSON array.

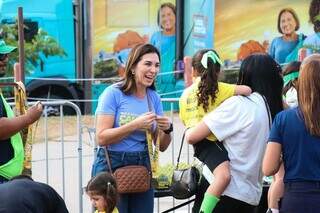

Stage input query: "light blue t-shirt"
[
  {"left": 303, "top": 33, "right": 320, "bottom": 56},
  {"left": 95, "top": 84, "right": 163, "bottom": 152},
  {"left": 269, "top": 36, "right": 298, "bottom": 64},
  {"left": 150, "top": 31, "right": 176, "bottom": 82}
]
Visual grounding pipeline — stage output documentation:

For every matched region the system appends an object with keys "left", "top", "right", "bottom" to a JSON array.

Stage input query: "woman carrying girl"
[{"left": 179, "top": 49, "right": 251, "bottom": 213}]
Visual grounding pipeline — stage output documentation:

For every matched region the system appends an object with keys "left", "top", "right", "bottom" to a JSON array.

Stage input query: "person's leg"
[
  {"left": 128, "top": 188, "right": 154, "bottom": 213},
  {"left": 267, "top": 163, "right": 284, "bottom": 213},
  {"left": 198, "top": 141, "right": 230, "bottom": 213},
  {"left": 192, "top": 176, "right": 210, "bottom": 213},
  {"left": 215, "top": 195, "right": 256, "bottom": 213},
  {"left": 200, "top": 161, "right": 231, "bottom": 213}
]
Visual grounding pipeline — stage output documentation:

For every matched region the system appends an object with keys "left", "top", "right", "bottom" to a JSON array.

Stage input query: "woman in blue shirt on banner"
[
  {"left": 150, "top": 2, "right": 184, "bottom": 110},
  {"left": 269, "top": 8, "right": 305, "bottom": 64}
]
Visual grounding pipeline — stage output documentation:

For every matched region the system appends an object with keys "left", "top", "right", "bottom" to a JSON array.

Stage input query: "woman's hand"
[
  {"left": 133, "top": 112, "right": 157, "bottom": 131},
  {"left": 155, "top": 115, "right": 171, "bottom": 132}
]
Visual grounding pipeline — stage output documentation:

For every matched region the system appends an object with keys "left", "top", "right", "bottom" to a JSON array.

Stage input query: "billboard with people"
[
  {"left": 92, "top": 0, "right": 182, "bottom": 110},
  {"left": 214, "top": 0, "right": 313, "bottom": 65}
]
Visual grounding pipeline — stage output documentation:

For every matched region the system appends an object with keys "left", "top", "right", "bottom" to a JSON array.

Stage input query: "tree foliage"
[{"left": 1, "top": 23, "right": 66, "bottom": 76}]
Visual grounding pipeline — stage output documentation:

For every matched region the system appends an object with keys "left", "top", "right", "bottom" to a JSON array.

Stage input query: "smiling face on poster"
[{"left": 214, "top": 0, "right": 313, "bottom": 64}]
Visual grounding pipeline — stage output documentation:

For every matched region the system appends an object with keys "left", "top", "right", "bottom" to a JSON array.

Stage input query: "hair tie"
[
  {"left": 283, "top": 71, "right": 299, "bottom": 87},
  {"left": 200, "top": 51, "right": 222, "bottom": 69},
  {"left": 106, "top": 182, "right": 111, "bottom": 193}
]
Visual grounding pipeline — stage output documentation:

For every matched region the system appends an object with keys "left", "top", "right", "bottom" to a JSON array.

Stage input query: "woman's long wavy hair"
[
  {"left": 119, "top": 43, "right": 160, "bottom": 95},
  {"left": 238, "top": 54, "right": 283, "bottom": 120},
  {"left": 298, "top": 54, "right": 320, "bottom": 136},
  {"left": 192, "top": 49, "right": 220, "bottom": 113}
]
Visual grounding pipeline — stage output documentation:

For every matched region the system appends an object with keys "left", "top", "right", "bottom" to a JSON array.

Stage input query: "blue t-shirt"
[
  {"left": 150, "top": 31, "right": 176, "bottom": 83},
  {"left": 95, "top": 84, "right": 163, "bottom": 152},
  {"left": 269, "top": 107, "right": 320, "bottom": 183},
  {"left": 269, "top": 36, "right": 298, "bottom": 64},
  {"left": 303, "top": 33, "right": 320, "bottom": 56},
  {"left": 150, "top": 31, "right": 175, "bottom": 57}
]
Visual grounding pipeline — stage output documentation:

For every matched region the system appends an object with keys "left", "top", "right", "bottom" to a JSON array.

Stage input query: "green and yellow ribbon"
[
  {"left": 14, "top": 82, "right": 35, "bottom": 176},
  {"left": 146, "top": 128, "right": 160, "bottom": 179}
]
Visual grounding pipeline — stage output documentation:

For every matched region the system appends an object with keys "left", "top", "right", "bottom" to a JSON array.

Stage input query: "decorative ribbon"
[
  {"left": 200, "top": 51, "right": 223, "bottom": 69},
  {"left": 146, "top": 94, "right": 160, "bottom": 181},
  {"left": 14, "top": 82, "right": 34, "bottom": 176},
  {"left": 146, "top": 129, "right": 160, "bottom": 177}
]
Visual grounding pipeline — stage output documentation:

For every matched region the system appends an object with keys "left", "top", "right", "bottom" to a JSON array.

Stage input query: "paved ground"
[{"left": 31, "top": 113, "right": 196, "bottom": 213}]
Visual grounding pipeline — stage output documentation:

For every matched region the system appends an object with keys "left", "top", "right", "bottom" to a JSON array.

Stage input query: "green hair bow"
[{"left": 201, "top": 51, "right": 223, "bottom": 69}]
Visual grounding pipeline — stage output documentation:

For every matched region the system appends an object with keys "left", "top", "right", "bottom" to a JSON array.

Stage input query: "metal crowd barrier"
[
  {"left": 12, "top": 98, "right": 192, "bottom": 213},
  {"left": 22, "top": 101, "right": 84, "bottom": 213}
]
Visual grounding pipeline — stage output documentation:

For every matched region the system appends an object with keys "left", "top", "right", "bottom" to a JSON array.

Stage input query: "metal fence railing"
[{"left": 22, "top": 98, "right": 194, "bottom": 213}]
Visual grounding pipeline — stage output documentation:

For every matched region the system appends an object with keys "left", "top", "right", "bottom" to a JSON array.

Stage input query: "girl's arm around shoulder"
[
  {"left": 234, "top": 85, "right": 252, "bottom": 96},
  {"left": 185, "top": 122, "right": 212, "bottom": 145}
]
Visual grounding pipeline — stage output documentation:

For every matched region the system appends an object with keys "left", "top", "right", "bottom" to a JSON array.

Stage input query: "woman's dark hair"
[
  {"left": 120, "top": 43, "right": 160, "bottom": 94},
  {"left": 238, "top": 54, "right": 283, "bottom": 119},
  {"left": 309, "top": 0, "right": 320, "bottom": 32},
  {"left": 282, "top": 61, "right": 301, "bottom": 95},
  {"left": 86, "top": 172, "right": 118, "bottom": 213},
  {"left": 277, "top": 8, "right": 300, "bottom": 34},
  {"left": 192, "top": 49, "right": 221, "bottom": 113},
  {"left": 157, "top": 2, "right": 176, "bottom": 28}
]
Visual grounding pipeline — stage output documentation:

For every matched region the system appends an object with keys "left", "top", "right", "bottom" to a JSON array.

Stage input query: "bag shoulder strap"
[
  {"left": 103, "top": 146, "right": 113, "bottom": 173},
  {"left": 262, "top": 95, "right": 272, "bottom": 129},
  {"left": 176, "top": 129, "right": 188, "bottom": 168}
]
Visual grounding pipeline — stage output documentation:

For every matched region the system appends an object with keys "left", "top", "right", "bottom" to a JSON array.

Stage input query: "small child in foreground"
[{"left": 86, "top": 172, "right": 119, "bottom": 213}]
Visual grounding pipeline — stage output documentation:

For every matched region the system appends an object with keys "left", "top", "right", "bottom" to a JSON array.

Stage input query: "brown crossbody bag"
[{"left": 104, "top": 93, "right": 159, "bottom": 194}]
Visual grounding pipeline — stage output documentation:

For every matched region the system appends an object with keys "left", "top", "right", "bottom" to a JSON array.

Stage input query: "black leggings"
[{"left": 214, "top": 195, "right": 256, "bottom": 213}]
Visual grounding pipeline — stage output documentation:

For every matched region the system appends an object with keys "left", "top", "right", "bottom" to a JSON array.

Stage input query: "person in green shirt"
[{"left": 0, "top": 39, "right": 43, "bottom": 183}]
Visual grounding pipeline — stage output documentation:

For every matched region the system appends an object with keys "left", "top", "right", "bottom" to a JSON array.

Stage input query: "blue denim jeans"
[{"left": 91, "top": 147, "right": 154, "bottom": 213}]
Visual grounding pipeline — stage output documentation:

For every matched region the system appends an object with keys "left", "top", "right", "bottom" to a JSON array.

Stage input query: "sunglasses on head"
[{"left": 0, "top": 54, "right": 8, "bottom": 60}]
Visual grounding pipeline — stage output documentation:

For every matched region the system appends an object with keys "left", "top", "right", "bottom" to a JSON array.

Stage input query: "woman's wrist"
[{"left": 163, "top": 123, "right": 173, "bottom": 134}]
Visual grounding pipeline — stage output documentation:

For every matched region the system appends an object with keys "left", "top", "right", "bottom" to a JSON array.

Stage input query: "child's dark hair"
[
  {"left": 283, "top": 61, "right": 301, "bottom": 95},
  {"left": 192, "top": 49, "right": 221, "bottom": 112},
  {"left": 86, "top": 172, "right": 118, "bottom": 213}
]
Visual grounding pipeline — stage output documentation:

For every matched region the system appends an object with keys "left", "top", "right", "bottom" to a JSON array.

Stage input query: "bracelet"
[{"left": 163, "top": 123, "right": 173, "bottom": 134}]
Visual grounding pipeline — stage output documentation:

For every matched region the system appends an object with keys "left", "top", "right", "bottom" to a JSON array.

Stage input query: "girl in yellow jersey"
[
  {"left": 179, "top": 49, "right": 251, "bottom": 213},
  {"left": 86, "top": 172, "right": 119, "bottom": 213}
]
